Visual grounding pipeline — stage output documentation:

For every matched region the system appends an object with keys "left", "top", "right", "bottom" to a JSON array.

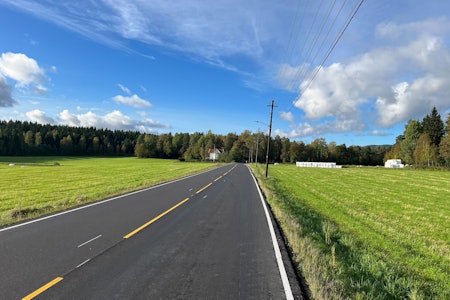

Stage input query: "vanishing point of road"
[{"left": 0, "top": 163, "right": 302, "bottom": 299}]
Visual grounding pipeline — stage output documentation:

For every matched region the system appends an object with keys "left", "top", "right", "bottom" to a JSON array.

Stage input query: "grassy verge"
[
  {"left": 0, "top": 156, "right": 220, "bottom": 227},
  {"left": 250, "top": 164, "right": 449, "bottom": 299}
]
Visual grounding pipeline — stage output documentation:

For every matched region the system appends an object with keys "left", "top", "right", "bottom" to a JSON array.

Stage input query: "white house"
[
  {"left": 296, "top": 162, "right": 342, "bottom": 168},
  {"left": 384, "top": 159, "right": 404, "bottom": 168},
  {"left": 208, "top": 148, "right": 222, "bottom": 161}
]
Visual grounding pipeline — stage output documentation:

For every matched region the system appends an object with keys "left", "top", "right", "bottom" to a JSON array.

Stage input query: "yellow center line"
[
  {"left": 22, "top": 277, "right": 63, "bottom": 300},
  {"left": 124, "top": 197, "right": 190, "bottom": 239},
  {"left": 195, "top": 182, "right": 212, "bottom": 194},
  {"left": 21, "top": 166, "right": 237, "bottom": 299}
]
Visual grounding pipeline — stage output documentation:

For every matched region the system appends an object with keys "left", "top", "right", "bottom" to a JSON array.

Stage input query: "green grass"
[
  {"left": 0, "top": 156, "right": 220, "bottom": 226},
  {"left": 250, "top": 164, "right": 449, "bottom": 300}
]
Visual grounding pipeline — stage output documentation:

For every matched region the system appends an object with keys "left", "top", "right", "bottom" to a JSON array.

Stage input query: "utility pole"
[
  {"left": 255, "top": 129, "right": 259, "bottom": 165},
  {"left": 265, "top": 99, "right": 277, "bottom": 177}
]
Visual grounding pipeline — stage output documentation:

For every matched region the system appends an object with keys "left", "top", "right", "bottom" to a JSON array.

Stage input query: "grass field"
[
  {"left": 251, "top": 164, "right": 449, "bottom": 300},
  {"left": 0, "top": 156, "right": 220, "bottom": 227}
]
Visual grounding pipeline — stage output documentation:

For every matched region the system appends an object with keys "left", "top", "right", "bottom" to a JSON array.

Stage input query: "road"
[{"left": 0, "top": 163, "right": 299, "bottom": 299}]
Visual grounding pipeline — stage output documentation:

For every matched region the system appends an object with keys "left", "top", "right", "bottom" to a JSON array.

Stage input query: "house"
[
  {"left": 208, "top": 148, "right": 222, "bottom": 161},
  {"left": 384, "top": 159, "right": 404, "bottom": 168}
]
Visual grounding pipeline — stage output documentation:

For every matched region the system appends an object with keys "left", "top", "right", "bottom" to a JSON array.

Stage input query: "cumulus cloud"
[
  {"left": 0, "top": 52, "right": 45, "bottom": 86},
  {"left": 280, "top": 111, "right": 294, "bottom": 123},
  {"left": 0, "top": 52, "right": 48, "bottom": 103},
  {"left": 112, "top": 94, "right": 152, "bottom": 108},
  {"left": 0, "top": 75, "right": 16, "bottom": 107},
  {"left": 58, "top": 109, "right": 169, "bottom": 132},
  {"left": 285, "top": 17, "right": 450, "bottom": 138},
  {"left": 26, "top": 109, "right": 55, "bottom": 124}
]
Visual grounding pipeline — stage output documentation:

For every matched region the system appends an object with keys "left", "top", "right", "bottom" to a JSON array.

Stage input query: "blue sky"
[{"left": 1, "top": 0, "right": 450, "bottom": 146}]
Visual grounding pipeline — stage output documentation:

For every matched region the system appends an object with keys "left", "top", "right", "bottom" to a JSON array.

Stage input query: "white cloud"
[
  {"left": 25, "top": 109, "right": 55, "bottom": 124},
  {"left": 288, "top": 17, "right": 450, "bottom": 138},
  {"left": 58, "top": 109, "right": 169, "bottom": 133},
  {"left": 0, "top": 75, "right": 16, "bottom": 107},
  {"left": 34, "top": 84, "right": 48, "bottom": 95},
  {"left": 280, "top": 111, "right": 294, "bottom": 123},
  {"left": 0, "top": 0, "right": 291, "bottom": 73},
  {"left": 112, "top": 94, "right": 152, "bottom": 108},
  {"left": 59, "top": 109, "right": 81, "bottom": 126},
  {"left": 117, "top": 83, "right": 131, "bottom": 95},
  {"left": 141, "top": 118, "right": 171, "bottom": 129},
  {"left": 0, "top": 52, "right": 45, "bottom": 86}
]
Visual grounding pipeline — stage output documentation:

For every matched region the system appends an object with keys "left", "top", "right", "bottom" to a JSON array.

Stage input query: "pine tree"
[{"left": 422, "top": 107, "right": 444, "bottom": 147}]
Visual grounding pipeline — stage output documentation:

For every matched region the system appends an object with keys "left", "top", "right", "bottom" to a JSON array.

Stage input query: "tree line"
[
  {"left": 0, "top": 120, "right": 139, "bottom": 156},
  {"left": 385, "top": 107, "right": 450, "bottom": 167},
  {"left": 0, "top": 119, "right": 391, "bottom": 165}
]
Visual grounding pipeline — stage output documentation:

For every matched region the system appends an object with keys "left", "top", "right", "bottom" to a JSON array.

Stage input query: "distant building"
[
  {"left": 208, "top": 148, "right": 223, "bottom": 161},
  {"left": 296, "top": 162, "right": 342, "bottom": 168},
  {"left": 384, "top": 159, "right": 404, "bottom": 168}
]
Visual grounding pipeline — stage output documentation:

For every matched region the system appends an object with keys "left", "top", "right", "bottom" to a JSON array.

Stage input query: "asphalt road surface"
[{"left": 0, "top": 163, "right": 299, "bottom": 299}]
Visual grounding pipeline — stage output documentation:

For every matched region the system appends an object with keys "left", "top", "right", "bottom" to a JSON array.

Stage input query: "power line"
[{"left": 286, "top": 0, "right": 366, "bottom": 113}]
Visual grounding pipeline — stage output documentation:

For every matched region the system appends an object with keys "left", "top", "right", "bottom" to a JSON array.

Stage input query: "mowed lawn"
[
  {"left": 0, "top": 157, "right": 220, "bottom": 226},
  {"left": 252, "top": 164, "right": 449, "bottom": 299}
]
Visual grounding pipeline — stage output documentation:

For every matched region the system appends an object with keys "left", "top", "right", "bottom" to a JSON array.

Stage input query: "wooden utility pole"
[{"left": 265, "top": 99, "right": 276, "bottom": 177}]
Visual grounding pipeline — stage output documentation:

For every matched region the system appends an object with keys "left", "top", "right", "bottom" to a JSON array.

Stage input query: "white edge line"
[
  {"left": 0, "top": 165, "right": 231, "bottom": 233},
  {"left": 247, "top": 166, "right": 294, "bottom": 300},
  {"left": 77, "top": 234, "right": 102, "bottom": 248}
]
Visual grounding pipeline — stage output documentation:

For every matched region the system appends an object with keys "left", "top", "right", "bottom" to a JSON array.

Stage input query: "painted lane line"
[
  {"left": 22, "top": 277, "right": 63, "bottom": 300},
  {"left": 77, "top": 235, "right": 102, "bottom": 248},
  {"left": 195, "top": 183, "right": 212, "bottom": 194},
  {"left": 247, "top": 166, "right": 294, "bottom": 300},
  {"left": 0, "top": 166, "right": 224, "bottom": 233},
  {"left": 76, "top": 259, "right": 91, "bottom": 269},
  {"left": 124, "top": 197, "right": 190, "bottom": 239},
  {"left": 213, "top": 175, "right": 223, "bottom": 182}
]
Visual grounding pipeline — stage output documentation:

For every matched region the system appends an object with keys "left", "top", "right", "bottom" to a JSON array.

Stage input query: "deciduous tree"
[
  {"left": 413, "top": 133, "right": 438, "bottom": 167},
  {"left": 399, "top": 120, "right": 422, "bottom": 164}
]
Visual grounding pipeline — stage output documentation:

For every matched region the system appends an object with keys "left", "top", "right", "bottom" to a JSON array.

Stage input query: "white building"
[
  {"left": 384, "top": 159, "right": 404, "bottom": 168},
  {"left": 208, "top": 148, "right": 222, "bottom": 161},
  {"left": 296, "top": 162, "right": 342, "bottom": 168}
]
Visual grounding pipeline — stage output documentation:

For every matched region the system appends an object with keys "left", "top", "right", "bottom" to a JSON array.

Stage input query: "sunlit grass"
[
  {"left": 0, "top": 157, "right": 220, "bottom": 226},
  {"left": 251, "top": 164, "right": 449, "bottom": 299}
]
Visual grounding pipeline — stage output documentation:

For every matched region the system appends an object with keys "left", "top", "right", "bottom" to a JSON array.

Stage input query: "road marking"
[
  {"left": 124, "top": 197, "right": 190, "bottom": 239},
  {"left": 76, "top": 259, "right": 91, "bottom": 269},
  {"left": 0, "top": 167, "right": 220, "bottom": 233},
  {"left": 213, "top": 175, "right": 223, "bottom": 182},
  {"left": 196, "top": 183, "right": 212, "bottom": 194},
  {"left": 203, "top": 195, "right": 208, "bottom": 199},
  {"left": 22, "top": 277, "right": 63, "bottom": 300},
  {"left": 247, "top": 166, "right": 294, "bottom": 300},
  {"left": 77, "top": 234, "right": 102, "bottom": 248}
]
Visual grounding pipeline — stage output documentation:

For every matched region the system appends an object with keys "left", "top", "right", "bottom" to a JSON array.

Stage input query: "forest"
[
  {"left": 1, "top": 106, "right": 449, "bottom": 167},
  {"left": 0, "top": 119, "right": 388, "bottom": 165},
  {"left": 385, "top": 107, "right": 450, "bottom": 167}
]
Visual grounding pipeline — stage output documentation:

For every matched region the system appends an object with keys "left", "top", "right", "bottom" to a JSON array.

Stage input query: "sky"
[{"left": 1, "top": 0, "right": 450, "bottom": 146}]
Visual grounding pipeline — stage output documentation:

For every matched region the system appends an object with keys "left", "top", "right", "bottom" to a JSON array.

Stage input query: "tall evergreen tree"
[{"left": 422, "top": 107, "right": 444, "bottom": 147}]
